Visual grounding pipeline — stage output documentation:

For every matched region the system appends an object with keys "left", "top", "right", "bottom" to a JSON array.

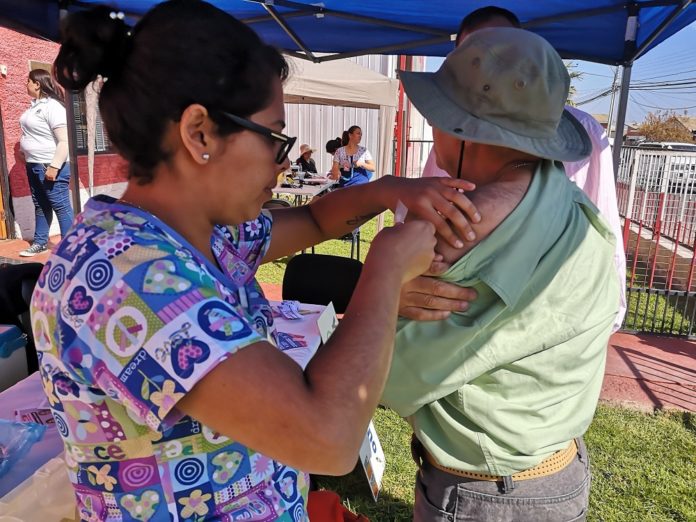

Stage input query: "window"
[
  {"left": 71, "top": 93, "right": 113, "bottom": 154},
  {"left": 29, "top": 60, "right": 113, "bottom": 155}
]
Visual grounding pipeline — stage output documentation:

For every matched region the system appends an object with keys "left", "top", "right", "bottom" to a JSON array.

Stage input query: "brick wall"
[{"left": 0, "top": 27, "right": 127, "bottom": 200}]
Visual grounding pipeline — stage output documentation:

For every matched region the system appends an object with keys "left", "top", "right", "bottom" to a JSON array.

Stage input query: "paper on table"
[{"left": 270, "top": 301, "right": 324, "bottom": 370}]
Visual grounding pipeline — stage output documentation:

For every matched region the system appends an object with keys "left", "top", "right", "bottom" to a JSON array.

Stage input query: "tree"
[
  {"left": 637, "top": 111, "right": 693, "bottom": 143},
  {"left": 564, "top": 61, "right": 582, "bottom": 107}
]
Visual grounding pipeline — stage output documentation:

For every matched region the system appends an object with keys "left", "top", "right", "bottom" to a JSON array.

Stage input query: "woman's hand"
[
  {"left": 368, "top": 220, "right": 437, "bottom": 284},
  {"left": 381, "top": 176, "right": 481, "bottom": 249},
  {"left": 44, "top": 166, "right": 59, "bottom": 181},
  {"left": 398, "top": 259, "right": 478, "bottom": 320}
]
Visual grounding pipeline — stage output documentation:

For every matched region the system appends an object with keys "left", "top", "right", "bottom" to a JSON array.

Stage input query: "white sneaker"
[{"left": 19, "top": 243, "right": 47, "bottom": 257}]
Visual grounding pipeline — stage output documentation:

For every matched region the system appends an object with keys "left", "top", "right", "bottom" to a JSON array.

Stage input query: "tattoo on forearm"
[{"left": 346, "top": 212, "right": 379, "bottom": 226}]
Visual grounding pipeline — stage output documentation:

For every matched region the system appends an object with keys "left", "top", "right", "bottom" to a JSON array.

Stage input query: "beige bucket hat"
[{"left": 398, "top": 27, "right": 591, "bottom": 162}]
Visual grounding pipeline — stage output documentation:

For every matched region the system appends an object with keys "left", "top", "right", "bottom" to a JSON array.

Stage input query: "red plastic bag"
[{"left": 307, "top": 491, "right": 370, "bottom": 522}]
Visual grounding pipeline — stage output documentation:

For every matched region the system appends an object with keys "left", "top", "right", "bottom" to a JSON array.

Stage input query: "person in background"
[
  {"left": 33, "top": 2, "right": 480, "bottom": 520},
  {"left": 384, "top": 27, "right": 619, "bottom": 521},
  {"left": 18, "top": 68, "right": 73, "bottom": 257},
  {"left": 295, "top": 143, "right": 318, "bottom": 174},
  {"left": 325, "top": 137, "right": 342, "bottom": 155},
  {"left": 329, "top": 125, "right": 375, "bottom": 187},
  {"left": 398, "top": 6, "right": 626, "bottom": 333}
]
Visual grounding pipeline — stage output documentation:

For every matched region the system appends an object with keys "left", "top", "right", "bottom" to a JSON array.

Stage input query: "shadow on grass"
[
  {"left": 680, "top": 410, "right": 696, "bottom": 435},
  {"left": 313, "top": 463, "right": 414, "bottom": 521}
]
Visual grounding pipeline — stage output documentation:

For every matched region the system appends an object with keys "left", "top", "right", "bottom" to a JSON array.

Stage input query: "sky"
[{"left": 425, "top": 21, "right": 696, "bottom": 126}]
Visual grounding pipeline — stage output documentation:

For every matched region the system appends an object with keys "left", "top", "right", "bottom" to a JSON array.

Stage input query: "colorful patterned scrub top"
[{"left": 30, "top": 196, "right": 310, "bottom": 522}]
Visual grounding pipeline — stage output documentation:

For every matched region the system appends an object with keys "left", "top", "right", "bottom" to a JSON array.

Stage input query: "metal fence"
[
  {"left": 617, "top": 146, "right": 696, "bottom": 336},
  {"left": 393, "top": 139, "right": 434, "bottom": 178}
]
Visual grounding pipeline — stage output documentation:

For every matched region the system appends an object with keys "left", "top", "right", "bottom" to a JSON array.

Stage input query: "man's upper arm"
[{"left": 435, "top": 178, "right": 530, "bottom": 259}]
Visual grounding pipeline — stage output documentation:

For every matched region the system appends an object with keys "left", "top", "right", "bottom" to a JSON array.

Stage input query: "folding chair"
[
  {"left": 282, "top": 253, "right": 362, "bottom": 314},
  {"left": 262, "top": 198, "right": 293, "bottom": 210},
  {"left": 338, "top": 228, "right": 361, "bottom": 260}
]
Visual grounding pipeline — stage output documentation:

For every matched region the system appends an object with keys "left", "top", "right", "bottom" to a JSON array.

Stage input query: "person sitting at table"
[
  {"left": 326, "top": 136, "right": 342, "bottom": 156},
  {"left": 31, "top": 3, "right": 480, "bottom": 521},
  {"left": 329, "top": 126, "right": 375, "bottom": 187},
  {"left": 381, "top": 28, "right": 619, "bottom": 521},
  {"left": 295, "top": 143, "right": 318, "bottom": 174}
]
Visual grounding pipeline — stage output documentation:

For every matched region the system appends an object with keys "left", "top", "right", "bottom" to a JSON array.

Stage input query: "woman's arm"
[
  {"left": 355, "top": 148, "right": 375, "bottom": 172},
  {"left": 329, "top": 160, "right": 341, "bottom": 180},
  {"left": 44, "top": 126, "right": 69, "bottom": 181},
  {"left": 356, "top": 158, "right": 375, "bottom": 172},
  {"left": 262, "top": 175, "right": 480, "bottom": 262},
  {"left": 179, "top": 221, "right": 437, "bottom": 475}
]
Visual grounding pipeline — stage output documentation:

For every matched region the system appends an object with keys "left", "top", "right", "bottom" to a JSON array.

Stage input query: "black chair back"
[
  {"left": 282, "top": 254, "right": 362, "bottom": 314},
  {"left": 0, "top": 262, "right": 43, "bottom": 373}
]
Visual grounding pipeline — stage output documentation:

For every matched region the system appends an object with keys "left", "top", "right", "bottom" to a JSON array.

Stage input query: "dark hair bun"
[
  {"left": 55, "top": 6, "right": 132, "bottom": 90},
  {"left": 326, "top": 137, "right": 342, "bottom": 154}
]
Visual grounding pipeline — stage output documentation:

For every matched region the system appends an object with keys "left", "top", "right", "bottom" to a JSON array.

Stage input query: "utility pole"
[{"left": 606, "top": 67, "right": 620, "bottom": 140}]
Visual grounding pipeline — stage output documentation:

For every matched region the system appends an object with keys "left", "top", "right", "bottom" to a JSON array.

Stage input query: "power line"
[
  {"left": 634, "top": 67, "right": 696, "bottom": 82},
  {"left": 630, "top": 94, "right": 696, "bottom": 111}
]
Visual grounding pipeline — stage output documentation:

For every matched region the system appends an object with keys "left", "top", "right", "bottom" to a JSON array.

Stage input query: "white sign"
[
  {"left": 359, "top": 420, "right": 386, "bottom": 501},
  {"left": 316, "top": 302, "right": 339, "bottom": 344}
]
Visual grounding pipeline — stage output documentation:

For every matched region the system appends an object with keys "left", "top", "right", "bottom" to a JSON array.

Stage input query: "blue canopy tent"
[
  {"left": 1, "top": 0, "right": 695, "bottom": 206},
  {"left": 3, "top": 1, "right": 695, "bottom": 65}
]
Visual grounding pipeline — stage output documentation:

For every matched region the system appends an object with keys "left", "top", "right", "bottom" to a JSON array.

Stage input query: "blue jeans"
[
  {"left": 25, "top": 162, "right": 74, "bottom": 246},
  {"left": 411, "top": 437, "right": 590, "bottom": 522}
]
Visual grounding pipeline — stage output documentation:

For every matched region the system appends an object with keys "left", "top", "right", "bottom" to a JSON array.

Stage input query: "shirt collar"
[{"left": 30, "top": 97, "right": 50, "bottom": 107}]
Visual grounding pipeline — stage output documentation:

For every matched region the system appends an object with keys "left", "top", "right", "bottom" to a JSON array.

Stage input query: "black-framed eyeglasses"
[{"left": 219, "top": 111, "right": 296, "bottom": 164}]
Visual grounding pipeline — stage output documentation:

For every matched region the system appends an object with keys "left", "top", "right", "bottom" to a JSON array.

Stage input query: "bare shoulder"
[{"left": 437, "top": 173, "right": 533, "bottom": 262}]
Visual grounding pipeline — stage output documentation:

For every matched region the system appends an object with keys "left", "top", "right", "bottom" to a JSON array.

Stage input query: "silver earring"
[{"left": 202, "top": 153, "right": 210, "bottom": 161}]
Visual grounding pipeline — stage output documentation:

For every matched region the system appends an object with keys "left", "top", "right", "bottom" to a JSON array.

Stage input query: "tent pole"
[
  {"left": 611, "top": 3, "right": 639, "bottom": 179},
  {"left": 262, "top": 4, "right": 317, "bottom": 61},
  {"left": 612, "top": 64, "right": 632, "bottom": 180},
  {"left": 65, "top": 91, "right": 82, "bottom": 214},
  {"left": 396, "top": 56, "right": 413, "bottom": 179},
  {"left": 60, "top": 4, "right": 82, "bottom": 214},
  {"left": 632, "top": 0, "right": 693, "bottom": 61}
]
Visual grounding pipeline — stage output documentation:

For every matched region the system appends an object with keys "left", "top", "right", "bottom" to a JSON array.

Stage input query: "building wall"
[
  {"left": 1, "top": 36, "right": 402, "bottom": 238},
  {"left": 0, "top": 27, "right": 126, "bottom": 240}
]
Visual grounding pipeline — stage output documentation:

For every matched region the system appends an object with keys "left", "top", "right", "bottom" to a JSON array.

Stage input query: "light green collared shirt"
[{"left": 381, "top": 160, "right": 619, "bottom": 475}]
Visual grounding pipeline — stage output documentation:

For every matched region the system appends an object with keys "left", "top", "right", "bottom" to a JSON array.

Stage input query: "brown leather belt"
[{"left": 422, "top": 439, "right": 578, "bottom": 482}]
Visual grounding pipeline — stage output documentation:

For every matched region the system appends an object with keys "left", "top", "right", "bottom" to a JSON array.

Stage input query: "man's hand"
[{"left": 399, "top": 260, "right": 477, "bottom": 321}]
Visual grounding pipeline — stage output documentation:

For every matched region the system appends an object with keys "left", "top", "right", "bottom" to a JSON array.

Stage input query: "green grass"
[
  {"left": 257, "top": 213, "right": 696, "bottom": 521},
  {"left": 313, "top": 406, "right": 696, "bottom": 522},
  {"left": 256, "top": 213, "right": 392, "bottom": 285}
]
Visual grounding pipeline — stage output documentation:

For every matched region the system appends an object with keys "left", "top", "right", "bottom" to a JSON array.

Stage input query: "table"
[
  {"left": 0, "top": 301, "right": 324, "bottom": 506},
  {"left": 0, "top": 372, "right": 62, "bottom": 498},
  {"left": 273, "top": 178, "right": 335, "bottom": 205},
  {"left": 270, "top": 301, "right": 324, "bottom": 369}
]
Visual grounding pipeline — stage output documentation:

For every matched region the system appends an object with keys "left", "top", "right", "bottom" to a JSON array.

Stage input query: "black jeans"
[{"left": 411, "top": 437, "right": 590, "bottom": 522}]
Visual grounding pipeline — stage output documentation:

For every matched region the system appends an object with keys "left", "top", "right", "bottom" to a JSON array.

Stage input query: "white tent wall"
[
  {"left": 284, "top": 104, "right": 382, "bottom": 175},
  {"left": 283, "top": 54, "right": 398, "bottom": 178}
]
